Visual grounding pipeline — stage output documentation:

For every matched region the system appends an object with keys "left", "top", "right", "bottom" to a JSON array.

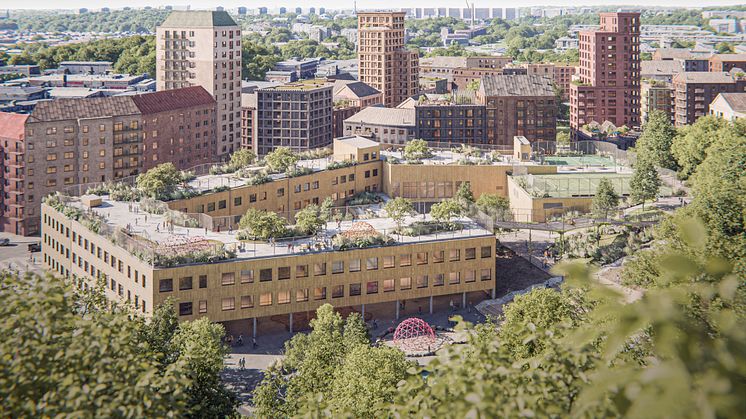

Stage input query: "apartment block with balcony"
[
  {"left": 570, "top": 12, "right": 641, "bottom": 132},
  {"left": 156, "top": 11, "right": 241, "bottom": 158},
  {"left": 641, "top": 79, "right": 674, "bottom": 124},
  {"left": 672, "top": 71, "right": 746, "bottom": 126}
]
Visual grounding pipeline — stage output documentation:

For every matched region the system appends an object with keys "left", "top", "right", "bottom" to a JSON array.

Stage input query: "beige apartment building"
[
  {"left": 641, "top": 80, "right": 674, "bottom": 123},
  {"left": 357, "top": 11, "right": 419, "bottom": 107},
  {"left": 156, "top": 11, "right": 242, "bottom": 157}
]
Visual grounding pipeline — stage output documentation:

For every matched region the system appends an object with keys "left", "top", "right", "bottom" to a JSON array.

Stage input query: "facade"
[
  {"left": 570, "top": 12, "right": 641, "bottom": 132},
  {"left": 252, "top": 80, "right": 334, "bottom": 156},
  {"left": 709, "top": 92, "right": 746, "bottom": 120},
  {"left": 156, "top": 11, "right": 242, "bottom": 158},
  {"left": 19, "top": 73, "right": 147, "bottom": 90},
  {"left": 478, "top": 75, "right": 557, "bottom": 147},
  {"left": 343, "top": 107, "right": 416, "bottom": 145},
  {"left": 709, "top": 53, "right": 746, "bottom": 72},
  {"left": 653, "top": 48, "right": 711, "bottom": 71},
  {"left": 357, "top": 12, "right": 419, "bottom": 107},
  {"left": 641, "top": 80, "right": 674, "bottom": 124},
  {"left": 641, "top": 60, "right": 684, "bottom": 83},
  {"left": 419, "top": 56, "right": 512, "bottom": 78},
  {"left": 414, "top": 101, "right": 487, "bottom": 145},
  {"left": 524, "top": 63, "right": 577, "bottom": 101},
  {"left": 332, "top": 104, "right": 359, "bottom": 138},
  {"left": 58, "top": 61, "right": 113, "bottom": 75},
  {"left": 672, "top": 72, "right": 746, "bottom": 126},
  {"left": 0, "top": 87, "right": 216, "bottom": 236},
  {"left": 332, "top": 80, "right": 382, "bottom": 109}
]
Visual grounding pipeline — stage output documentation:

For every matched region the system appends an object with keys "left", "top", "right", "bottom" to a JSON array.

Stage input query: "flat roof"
[
  {"left": 512, "top": 172, "right": 672, "bottom": 198},
  {"left": 335, "top": 135, "right": 380, "bottom": 149}
]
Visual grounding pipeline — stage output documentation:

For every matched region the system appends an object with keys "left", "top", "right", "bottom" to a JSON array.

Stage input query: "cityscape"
[{"left": 1, "top": 3, "right": 745, "bottom": 418}]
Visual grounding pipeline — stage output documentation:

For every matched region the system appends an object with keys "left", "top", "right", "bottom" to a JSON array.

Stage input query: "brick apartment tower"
[
  {"left": 357, "top": 11, "right": 419, "bottom": 108},
  {"left": 156, "top": 11, "right": 241, "bottom": 159},
  {"left": 570, "top": 12, "right": 641, "bottom": 132}
]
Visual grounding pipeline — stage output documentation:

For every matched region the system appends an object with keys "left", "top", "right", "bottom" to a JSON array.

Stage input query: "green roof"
[{"left": 160, "top": 11, "right": 238, "bottom": 28}]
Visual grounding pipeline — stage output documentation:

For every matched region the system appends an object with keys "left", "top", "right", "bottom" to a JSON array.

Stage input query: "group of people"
[{"left": 225, "top": 333, "right": 257, "bottom": 348}]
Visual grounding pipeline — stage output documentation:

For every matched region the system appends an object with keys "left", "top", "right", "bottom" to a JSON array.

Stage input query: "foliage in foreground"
[{"left": 0, "top": 274, "right": 237, "bottom": 418}]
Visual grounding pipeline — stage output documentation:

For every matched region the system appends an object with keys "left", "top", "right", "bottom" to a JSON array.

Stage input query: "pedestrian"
[
  {"left": 252, "top": 337, "right": 257, "bottom": 348},
  {"left": 237, "top": 334, "right": 243, "bottom": 346},
  {"left": 418, "top": 306, "right": 422, "bottom": 314},
  {"left": 239, "top": 357, "right": 245, "bottom": 370},
  {"left": 449, "top": 299, "right": 454, "bottom": 312}
]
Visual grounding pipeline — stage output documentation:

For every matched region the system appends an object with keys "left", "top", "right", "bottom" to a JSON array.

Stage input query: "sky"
[{"left": 10, "top": 1, "right": 746, "bottom": 10}]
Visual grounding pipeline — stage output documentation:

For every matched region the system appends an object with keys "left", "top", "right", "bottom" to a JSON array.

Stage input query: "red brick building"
[
  {"left": 709, "top": 53, "right": 746, "bottom": 73},
  {"left": 570, "top": 12, "right": 641, "bottom": 132}
]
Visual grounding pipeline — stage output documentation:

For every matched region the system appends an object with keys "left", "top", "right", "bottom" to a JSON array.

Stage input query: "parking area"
[{"left": 0, "top": 233, "right": 43, "bottom": 276}]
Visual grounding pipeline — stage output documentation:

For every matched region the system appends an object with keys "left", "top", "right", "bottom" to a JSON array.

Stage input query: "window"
[
  {"left": 332, "top": 261, "right": 344, "bottom": 274},
  {"left": 179, "top": 276, "right": 193, "bottom": 290},
  {"left": 259, "top": 293, "right": 272, "bottom": 306},
  {"left": 481, "top": 246, "right": 492, "bottom": 258},
  {"left": 314, "top": 262, "right": 326, "bottom": 276},
  {"left": 434, "top": 274, "right": 445, "bottom": 286},
  {"left": 400, "top": 277, "right": 412, "bottom": 290},
  {"left": 234, "top": 197, "right": 242, "bottom": 206},
  {"left": 349, "top": 259, "right": 361, "bottom": 272},
  {"left": 383, "top": 279, "right": 395, "bottom": 292},
  {"left": 367, "top": 281, "right": 378, "bottom": 294},
  {"left": 416, "top": 252, "right": 428, "bottom": 265},
  {"left": 240, "top": 270, "right": 254, "bottom": 283},
  {"left": 400, "top": 254, "right": 412, "bottom": 267},
  {"left": 383, "top": 255, "right": 395, "bottom": 268},
  {"left": 350, "top": 283, "right": 361, "bottom": 296},
  {"left": 159, "top": 278, "right": 173, "bottom": 292},
  {"left": 449, "top": 249, "right": 460, "bottom": 261},
  {"left": 179, "top": 302, "right": 193, "bottom": 316},
  {"left": 314, "top": 287, "right": 327, "bottom": 300},
  {"left": 260, "top": 269, "right": 272, "bottom": 281},
  {"left": 366, "top": 257, "right": 378, "bottom": 270},
  {"left": 480, "top": 269, "right": 492, "bottom": 280},
  {"left": 449, "top": 272, "right": 460, "bottom": 284},
  {"left": 207, "top": 202, "right": 215, "bottom": 212},
  {"left": 296, "top": 264, "right": 308, "bottom": 278},
  {"left": 465, "top": 248, "right": 476, "bottom": 260},
  {"left": 278, "top": 291, "right": 291, "bottom": 304},
  {"left": 465, "top": 270, "right": 476, "bottom": 283},
  {"left": 199, "top": 300, "right": 207, "bottom": 314},
  {"left": 221, "top": 297, "right": 235, "bottom": 311},
  {"left": 221, "top": 272, "right": 235, "bottom": 285},
  {"left": 417, "top": 275, "right": 429, "bottom": 288},
  {"left": 332, "top": 285, "right": 344, "bottom": 298},
  {"left": 199, "top": 275, "right": 208, "bottom": 288},
  {"left": 296, "top": 289, "right": 309, "bottom": 302},
  {"left": 277, "top": 188, "right": 284, "bottom": 197},
  {"left": 278, "top": 266, "right": 291, "bottom": 280},
  {"left": 218, "top": 200, "right": 226, "bottom": 209}
]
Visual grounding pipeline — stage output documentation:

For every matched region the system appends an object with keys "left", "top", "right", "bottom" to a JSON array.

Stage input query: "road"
[{"left": 0, "top": 232, "right": 43, "bottom": 276}]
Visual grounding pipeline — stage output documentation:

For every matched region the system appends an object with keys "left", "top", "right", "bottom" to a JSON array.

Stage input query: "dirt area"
[{"left": 494, "top": 246, "right": 552, "bottom": 296}]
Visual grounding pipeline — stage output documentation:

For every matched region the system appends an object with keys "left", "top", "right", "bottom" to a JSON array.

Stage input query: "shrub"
[
  {"left": 396, "top": 221, "right": 461, "bottom": 236},
  {"left": 332, "top": 234, "right": 395, "bottom": 250},
  {"left": 327, "top": 160, "right": 356, "bottom": 170}
]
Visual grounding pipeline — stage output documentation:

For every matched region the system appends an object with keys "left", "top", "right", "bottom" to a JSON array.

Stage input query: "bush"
[
  {"left": 327, "top": 160, "right": 356, "bottom": 170},
  {"left": 245, "top": 171, "right": 272, "bottom": 186},
  {"left": 346, "top": 192, "right": 383, "bottom": 206},
  {"left": 332, "top": 234, "right": 395, "bottom": 250},
  {"left": 396, "top": 221, "right": 461, "bottom": 236},
  {"left": 286, "top": 166, "right": 314, "bottom": 178}
]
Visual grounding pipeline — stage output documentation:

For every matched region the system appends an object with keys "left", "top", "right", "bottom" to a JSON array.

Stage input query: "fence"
[{"left": 531, "top": 140, "right": 631, "bottom": 166}]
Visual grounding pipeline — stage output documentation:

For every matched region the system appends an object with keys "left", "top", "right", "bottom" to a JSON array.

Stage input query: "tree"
[
  {"left": 228, "top": 148, "right": 256, "bottom": 170},
  {"left": 239, "top": 208, "right": 288, "bottom": 239},
  {"left": 634, "top": 110, "right": 677, "bottom": 170},
  {"left": 671, "top": 116, "right": 728, "bottom": 180},
  {"left": 592, "top": 178, "right": 620, "bottom": 219},
  {"left": 136, "top": 162, "right": 184, "bottom": 199},
  {"left": 454, "top": 181, "right": 475, "bottom": 210},
  {"left": 384, "top": 197, "right": 414, "bottom": 230},
  {"left": 556, "top": 130, "right": 571, "bottom": 146},
  {"left": 629, "top": 157, "right": 661, "bottom": 211},
  {"left": 342, "top": 312, "right": 369, "bottom": 351},
  {"left": 430, "top": 199, "right": 463, "bottom": 224},
  {"left": 0, "top": 272, "right": 189, "bottom": 417},
  {"left": 319, "top": 197, "right": 334, "bottom": 222},
  {"left": 402, "top": 139, "right": 433, "bottom": 161},
  {"left": 294, "top": 204, "right": 325, "bottom": 235},
  {"left": 476, "top": 193, "right": 510, "bottom": 221},
  {"left": 264, "top": 146, "right": 299, "bottom": 173},
  {"left": 241, "top": 40, "right": 280, "bottom": 80}
]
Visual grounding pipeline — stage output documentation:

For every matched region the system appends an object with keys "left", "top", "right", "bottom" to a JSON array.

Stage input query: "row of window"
[
  {"left": 177, "top": 269, "right": 493, "bottom": 316},
  {"left": 159, "top": 246, "right": 493, "bottom": 293}
]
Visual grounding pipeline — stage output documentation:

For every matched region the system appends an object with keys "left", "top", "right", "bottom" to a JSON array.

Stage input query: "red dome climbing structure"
[{"left": 393, "top": 317, "right": 436, "bottom": 343}]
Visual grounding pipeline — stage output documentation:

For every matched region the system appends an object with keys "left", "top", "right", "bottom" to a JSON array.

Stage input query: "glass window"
[
  {"left": 314, "top": 287, "right": 327, "bottom": 300},
  {"left": 417, "top": 275, "right": 428, "bottom": 288},
  {"left": 241, "top": 295, "right": 254, "bottom": 308},
  {"left": 449, "top": 249, "right": 460, "bottom": 262},
  {"left": 260, "top": 269, "right": 272, "bottom": 281},
  {"left": 400, "top": 277, "right": 412, "bottom": 290},
  {"left": 366, "top": 257, "right": 378, "bottom": 270},
  {"left": 433, "top": 250, "right": 445, "bottom": 263},
  {"left": 221, "top": 297, "right": 235, "bottom": 311},
  {"left": 434, "top": 273, "right": 445, "bottom": 287},
  {"left": 481, "top": 246, "right": 492, "bottom": 258},
  {"left": 383, "top": 255, "right": 395, "bottom": 268},
  {"left": 278, "top": 266, "right": 291, "bottom": 280},
  {"left": 416, "top": 252, "right": 428, "bottom": 265},
  {"left": 480, "top": 269, "right": 492, "bottom": 280},
  {"left": 296, "top": 289, "right": 309, "bottom": 302},
  {"left": 159, "top": 278, "right": 173, "bottom": 292},
  {"left": 240, "top": 270, "right": 254, "bottom": 283},
  {"left": 296, "top": 265, "right": 308, "bottom": 278},
  {"left": 465, "top": 248, "right": 476, "bottom": 260},
  {"left": 400, "top": 254, "right": 412, "bottom": 267},
  {"left": 278, "top": 291, "right": 291, "bottom": 304},
  {"left": 179, "top": 302, "right": 192, "bottom": 316},
  {"left": 449, "top": 272, "right": 460, "bottom": 284},
  {"left": 332, "top": 261, "right": 344, "bottom": 274},
  {"left": 221, "top": 272, "right": 235, "bottom": 286},
  {"left": 314, "top": 262, "right": 326, "bottom": 276},
  {"left": 383, "top": 279, "right": 395, "bottom": 292},
  {"left": 367, "top": 281, "right": 379, "bottom": 294},
  {"left": 350, "top": 283, "right": 361, "bottom": 296},
  {"left": 199, "top": 300, "right": 207, "bottom": 313},
  {"left": 179, "top": 276, "right": 193, "bottom": 291},
  {"left": 465, "top": 270, "right": 476, "bottom": 282},
  {"left": 349, "top": 259, "right": 361, "bottom": 272},
  {"left": 332, "top": 285, "right": 344, "bottom": 298},
  {"left": 259, "top": 293, "right": 272, "bottom": 306}
]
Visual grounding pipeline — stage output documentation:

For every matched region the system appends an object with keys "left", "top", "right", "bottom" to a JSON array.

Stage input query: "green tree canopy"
[
  {"left": 136, "top": 162, "right": 185, "bottom": 200},
  {"left": 476, "top": 193, "right": 510, "bottom": 221},
  {"left": 228, "top": 148, "right": 257, "bottom": 169},
  {"left": 671, "top": 116, "right": 729, "bottom": 180},
  {"left": 592, "top": 178, "right": 620, "bottom": 219},
  {"left": 294, "top": 204, "right": 325, "bottom": 235},
  {"left": 430, "top": 199, "right": 463, "bottom": 224},
  {"left": 264, "top": 146, "right": 299, "bottom": 173},
  {"left": 629, "top": 157, "right": 661, "bottom": 210},
  {"left": 239, "top": 208, "right": 288, "bottom": 240},
  {"left": 635, "top": 110, "right": 677, "bottom": 170},
  {"left": 455, "top": 181, "right": 475, "bottom": 209},
  {"left": 402, "top": 139, "right": 433, "bottom": 161},
  {"left": 384, "top": 197, "right": 415, "bottom": 230}
]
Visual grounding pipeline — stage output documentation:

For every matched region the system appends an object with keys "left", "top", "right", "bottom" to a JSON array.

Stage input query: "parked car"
[
  {"left": 27, "top": 243, "right": 41, "bottom": 252},
  {"left": 0, "top": 238, "right": 10, "bottom": 246}
]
